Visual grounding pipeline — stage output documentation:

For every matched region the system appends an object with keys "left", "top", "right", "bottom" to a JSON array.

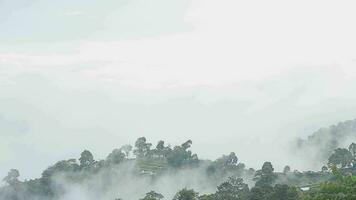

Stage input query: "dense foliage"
[{"left": 1, "top": 136, "right": 355, "bottom": 200}]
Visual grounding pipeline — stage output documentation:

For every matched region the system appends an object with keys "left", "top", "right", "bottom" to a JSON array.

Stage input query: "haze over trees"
[
  {"left": 295, "top": 119, "right": 356, "bottom": 166},
  {"left": 1, "top": 120, "right": 356, "bottom": 200}
]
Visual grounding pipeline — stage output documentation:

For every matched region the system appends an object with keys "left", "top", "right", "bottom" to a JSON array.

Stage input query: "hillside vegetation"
[{"left": 1, "top": 127, "right": 356, "bottom": 200}]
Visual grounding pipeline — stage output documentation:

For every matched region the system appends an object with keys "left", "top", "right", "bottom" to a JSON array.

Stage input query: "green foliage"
[
  {"left": 136, "top": 157, "right": 167, "bottom": 174},
  {"left": 283, "top": 166, "right": 291, "bottom": 174},
  {"left": 173, "top": 188, "right": 199, "bottom": 200},
  {"left": 215, "top": 176, "right": 249, "bottom": 200},
  {"left": 140, "top": 191, "right": 164, "bottom": 200},
  {"left": 198, "top": 194, "right": 216, "bottom": 200},
  {"left": 268, "top": 184, "right": 299, "bottom": 200},
  {"left": 3, "top": 169, "right": 20, "bottom": 186},
  {"left": 79, "top": 150, "right": 95, "bottom": 169},
  {"left": 166, "top": 140, "right": 199, "bottom": 168},
  {"left": 249, "top": 184, "right": 273, "bottom": 200},
  {"left": 207, "top": 152, "right": 245, "bottom": 179},
  {"left": 106, "top": 149, "right": 126, "bottom": 165},
  {"left": 349, "top": 143, "right": 356, "bottom": 157},
  {"left": 41, "top": 159, "right": 80, "bottom": 182},
  {"left": 301, "top": 175, "right": 356, "bottom": 200},
  {"left": 120, "top": 144, "right": 133, "bottom": 158},
  {"left": 254, "top": 162, "right": 276, "bottom": 187},
  {"left": 134, "top": 137, "right": 152, "bottom": 158},
  {"left": 328, "top": 148, "right": 353, "bottom": 168},
  {"left": 1, "top": 137, "right": 355, "bottom": 200}
]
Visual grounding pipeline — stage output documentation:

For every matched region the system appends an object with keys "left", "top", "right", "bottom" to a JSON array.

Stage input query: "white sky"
[{"left": 1, "top": 0, "right": 356, "bottom": 180}]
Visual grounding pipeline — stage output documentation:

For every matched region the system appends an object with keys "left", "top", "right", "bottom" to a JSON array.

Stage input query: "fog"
[
  {"left": 54, "top": 162, "right": 219, "bottom": 200},
  {"left": 1, "top": 0, "right": 356, "bottom": 194},
  {"left": 2, "top": 67, "right": 356, "bottom": 182}
]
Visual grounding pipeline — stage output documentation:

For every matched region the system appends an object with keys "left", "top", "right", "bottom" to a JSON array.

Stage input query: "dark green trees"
[
  {"left": 207, "top": 152, "right": 245, "bottom": 178},
  {"left": 254, "top": 162, "right": 276, "bottom": 187},
  {"left": 2, "top": 137, "right": 353, "bottom": 200},
  {"left": 140, "top": 191, "right": 164, "bottom": 200},
  {"left": 154, "top": 140, "right": 166, "bottom": 158},
  {"left": 283, "top": 166, "right": 291, "bottom": 174},
  {"left": 167, "top": 140, "right": 199, "bottom": 168},
  {"left": 173, "top": 188, "right": 199, "bottom": 200},
  {"left": 349, "top": 143, "right": 356, "bottom": 157},
  {"left": 250, "top": 162, "right": 276, "bottom": 200},
  {"left": 349, "top": 143, "right": 356, "bottom": 167},
  {"left": 250, "top": 182, "right": 299, "bottom": 200},
  {"left": 249, "top": 186, "right": 273, "bottom": 200},
  {"left": 250, "top": 162, "right": 298, "bottom": 200},
  {"left": 120, "top": 144, "right": 133, "bottom": 158},
  {"left": 134, "top": 137, "right": 152, "bottom": 158},
  {"left": 106, "top": 149, "right": 126, "bottom": 165},
  {"left": 268, "top": 184, "right": 299, "bottom": 200},
  {"left": 328, "top": 148, "right": 353, "bottom": 168},
  {"left": 215, "top": 176, "right": 249, "bottom": 200},
  {"left": 301, "top": 174, "right": 356, "bottom": 200},
  {"left": 41, "top": 158, "right": 80, "bottom": 189},
  {"left": 79, "top": 150, "right": 95, "bottom": 168},
  {"left": 3, "top": 169, "right": 20, "bottom": 186}
]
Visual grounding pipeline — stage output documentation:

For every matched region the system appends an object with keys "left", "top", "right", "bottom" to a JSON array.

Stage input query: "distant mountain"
[{"left": 295, "top": 119, "right": 356, "bottom": 167}]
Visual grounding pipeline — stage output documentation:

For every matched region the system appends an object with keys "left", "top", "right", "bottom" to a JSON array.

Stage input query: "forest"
[
  {"left": 2, "top": 0, "right": 356, "bottom": 199},
  {"left": 1, "top": 121, "right": 356, "bottom": 200}
]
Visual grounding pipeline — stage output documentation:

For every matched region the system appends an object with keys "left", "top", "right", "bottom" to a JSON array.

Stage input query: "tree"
[
  {"left": 156, "top": 140, "right": 165, "bottom": 151},
  {"left": 181, "top": 140, "right": 192, "bottom": 151},
  {"left": 301, "top": 174, "right": 356, "bottom": 200},
  {"left": 134, "top": 137, "right": 152, "bottom": 158},
  {"left": 249, "top": 185, "right": 273, "bottom": 200},
  {"left": 214, "top": 152, "right": 238, "bottom": 168},
  {"left": 321, "top": 166, "right": 328, "bottom": 173},
  {"left": 328, "top": 148, "right": 353, "bottom": 168},
  {"left": 247, "top": 168, "right": 256, "bottom": 176},
  {"left": 140, "top": 191, "right": 164, "bottom": 200},
  {"left": 237, "top": 163, "right": 245, "bottom": 170},
  {"left": 3, "top": 169, "right": 20, "bottom": 186},
  {"left": 283, "top": 165, "right": 291, "bottom": 174},
  {"left": 268, "top": 184, "right": 299, "bottom": 200},
  {"left": 79, "top": 150, "right": 95, "bottom": 168},
  {"left": 251, "top": 162, "right": 276, "bottom": 200},
  {"left": 173, "top": 188, "right": 199, "bottom": 200},
  {"left": 106, "top": 149, "right": 126, "bottom": 165},
  {"left": 250, "top": 182, "right": 298, "bottom": 200},
  {"left": 349, "top": 143, "right": 356, "bottom": 167},
  {"left": 349, "top": 143, "right": 356, "bottom": 157},
  {"left": 198, "top": 194, "right": 216, "bottom": 200},
  {"left": 167, "top": 140, "right": 198, "bottom": 168},
  {"left": 41, "top": 159, "right": 80, "bottom": 186},
  {"left": 154, "top": 140, "right": 166, "bottom": 158},
  {"left": 209, "top": 152, "right": 242, "bottom": 176},
  {"left": 215, "top": 176, "right": 249, "bottom": 200},
  {"left": 254, "top": 162, "right": 276, "bottom": 187},
  {"left": 120, "top": 144, "right": 133, "bottom": 158},
  {"left": 226, "top": 152, "right": 238, "bottom": 166}
]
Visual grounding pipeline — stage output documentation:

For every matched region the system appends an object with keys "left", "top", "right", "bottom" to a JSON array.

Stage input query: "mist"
[
  {"left": 1, "top": 0, "right": 356, "bottom": 199},
  {"left": 2, "top": 67, "right": 356, "bottom": 181}
]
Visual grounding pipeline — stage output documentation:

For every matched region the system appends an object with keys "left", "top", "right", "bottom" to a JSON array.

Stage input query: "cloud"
[
  {"left": 63, "top": 11, "right": 86, "bottom": 17},
  {"left": 2, "top": 0, "right": 356, "bottom": 88},
  {"left": 1, "top": 0, "right": 356, "bottom": 180}
]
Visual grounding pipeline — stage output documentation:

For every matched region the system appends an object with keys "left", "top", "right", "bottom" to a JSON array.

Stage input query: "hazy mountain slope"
[{"left": 294, "top": 119, "right": 356, "bottom": 168}]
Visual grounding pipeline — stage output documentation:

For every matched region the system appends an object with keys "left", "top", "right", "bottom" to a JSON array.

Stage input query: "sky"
[{"left": 1, "top": 0, "right": 356, "bottom": 180}]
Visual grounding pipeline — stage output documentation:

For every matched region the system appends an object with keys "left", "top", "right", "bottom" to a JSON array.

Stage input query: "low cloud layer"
[
  {"left": 1, "top": 67, "right": 356, "bottom": 181},
  {"left": 1, "top": 0, "right": 356, "bottom": 181}
]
